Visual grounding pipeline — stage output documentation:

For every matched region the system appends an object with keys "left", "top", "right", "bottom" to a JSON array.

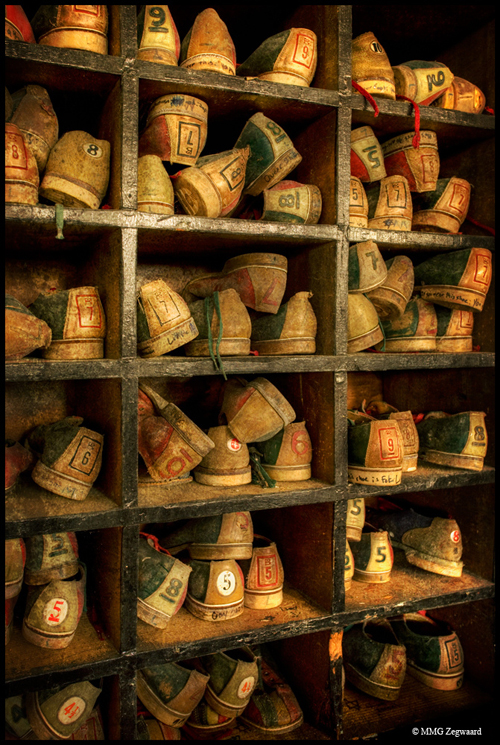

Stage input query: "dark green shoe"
[
  {"left": 236, "top": 27, "right": 317, "bottom": 87},
  {"left": 390, "top": 613, "right": 464, "bottom": 690},
  {"left": 203, "top": 646, "right": 259, "bottom": 718},
  {"left": 24, "top": 532, "right": 79, "bottom": 585},
  {"left": 5, "top": 294, "right": 52, "bottom": 361},
  {"left": 411, "top": 177, "right": 471, "bottom": 233},
  {"left": 414, "top": 247, "right": 492, "bottom": 312},
  {"left": 343, "top": 619, "right": 406, "bottom": 700},
  {"left": 380, "top": 296, "right": 437, "bottom": 352},
  {"left": 417, "top": 410, "right": 487, "bottom": 471},
  {"left": 28, "top": 416, "right": 104, "bottom": 501},
  {"left": 160, "top": 512, "right": 253, "bottom": 560},
  {"left": 137, "top": 661, "right": 209, "bottom": 728},
  {"left": 435, "top": 305, "right": 474, "bottom": 352}
]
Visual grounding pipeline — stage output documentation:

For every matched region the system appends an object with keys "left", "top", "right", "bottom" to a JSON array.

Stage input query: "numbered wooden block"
[
  {"left": 137, "top": 5, "right": 180, "bottom": 65},
  {"left": 139, "top": 94, "right": 208, "bottom": 166},
  {"left": 366, "top": 255, "right": 415, "bottom": 321},
  {"left": 237, "top": 27, "right": 317, "bottom": 87},
  {"left": 392, "top": 60, "right": 454, "bottom": 105},
  {"left": 352, "top": 31, "right": 396, "bottom": 99},
  {"left": 5, "top": 122, "right": 39, "bottom": 205},
  {"left": 174, "top": 146, "right": 250, "bottom": 218},
  {"left": 366, "top": 175, "right": 413, "bottom": 231},
  {"left": 180, "top": 8, "right": 236, "bottom": 75},
  {"left": 349, "top": 176, "right": 368, "bottom": 227},
  {"left": 235, "top": 113, "right": 302, "bottom": 196},
  {"left": 382, "top": 130, "right": 440, "bottom": 193},
  {"left": 412, "top": 177, "right": 471, "bottom": 234},
  {"left": 5, "top": 5, "right": 36, "bottom": 42},
  {"left": 29, "top": 287, "right": 106, "bottom": 360},
  {"left": 31, "top": 5, "right": 108, "bottom": 54},
  {"left": 137, "top": 155, "right": 174, "bottom": 214},
  {"left": 351, "top": 126, "right": 387, "bottom": 183},
  {"left": 8, "top": 85, "right": 59, "bottom": 173},
  {"left": 40, "top": 131, "right": 110, "bottom": 210},
  {"left": 261, "top": 180, "right": 322, "bottom": 224},
  {"left": 432, "top": 77, "right": 486, "bottom": 114}
]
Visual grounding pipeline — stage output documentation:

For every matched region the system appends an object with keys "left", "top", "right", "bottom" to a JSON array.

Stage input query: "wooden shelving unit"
[{"left": 5, "top": 5, "right": 494, "bottom": 739}]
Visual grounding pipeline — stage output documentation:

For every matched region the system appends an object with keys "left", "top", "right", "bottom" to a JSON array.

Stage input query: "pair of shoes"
[
  {"left": 161, "top": 512, "right": 252, "bottom": 622},
  {"left": 343, "top": 611, "right": 464, "bottom": 700},
  {"left": 21, "top": 532, "right": 85, "bottom": 650}
]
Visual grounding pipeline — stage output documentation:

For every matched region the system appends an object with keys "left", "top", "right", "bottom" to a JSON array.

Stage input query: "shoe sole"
[
  {"left": 347, "top": 464, "right": 402, "bottom": 486},
  {"left": 244, "top": 585, "right": 283, "bottom": 609},
  {"left": 22, "top": 619, "right": 76, "bottom": 649},
  {"left": 184, "top": 338, "right": 251, "bottom": 357},
  {"left": 261, "top": 463, "right": 311, "bottom": 481},
  {"left": 353, "top": 567, "right": 391, "bottom": 583},
  {"left": 251, "top": 338, "right": 316, "bottom": 355},
  {"left": 407, "top": 661, "right": 464, "bottom": 690},
  {"left": 184, "top": 594, "right": 244, "bottom": 622},
  {"left": 136, "top": 671, "right": 191, "bottom": 728},
  {"left": 419, "top": 448, "right": 484, "bottom": 471},
  {"left": 391, "top": 539, "right": 463, "bottom": 577},
  {"left": 193, "top": 466, "right": 252, "bottom": 486},
  {"left": 345, "top": 662, "right": 402, "bottom": 701}
]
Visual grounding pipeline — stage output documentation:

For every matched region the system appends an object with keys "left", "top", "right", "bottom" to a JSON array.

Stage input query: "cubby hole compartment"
[
  {"left": 136, "top": 4, "right": 339, "bottom": 92},
  {"left": 136, "top": 239, "right": 336, "bottom": 359},
  {"left": 137, "top": 81, "right": 338, "bottom": 224},
  {"left": 344, "top": 483, "right": 495, "bottom": 618},
  {"left": 5, "top": 378, "right": 123, "bottom": 525},
  {"left": 6, "top": 60, "right": 124, "bottom": 209},
  {"left": 133, "top": 633, "right": 334, "bottom": 740},
  {"left": 347, "top": 243, "right": 495, "bottom": 354},
  {"left": 5, "top": 528, "right": 122, "bottom": 687},
  {"left": 341, "top": 598, "right": 495, "bottom": 740},
  {"left": 349, "top": 110, "right": 495, "bottom": 239},
  {"left": 347, "top": 368, "right": 495, "bottom": 472},
  {"left": 136, "top": 503, "right": 332, "bottom": 656},
  {"left": 5, "top": 226, "right": 123, "bottom": 360},
  {"left": 136, "top": 371, "right": 335, "bottom": 514},
  {"left": 351, "top": 6, "right": 495, "bottom": 107},
  {"left": 6, "top": 672, "right": 120, "bottom": 740},
  {"left": 6, "top": 6, "right": 123, "bottom": 59}
]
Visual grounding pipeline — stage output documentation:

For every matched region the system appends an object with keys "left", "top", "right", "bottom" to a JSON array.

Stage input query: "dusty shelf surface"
[
  {"left": 342, "top": 674, "right": 491, "bottom": 739},
  {"left": 343, "top": 552, "right": 494, "bottom": 619},
  {"left": 5, "top": 614, "right": 119, "bottom": 684},
  {"left": 136, "top": 583, "right": 329, "bottom": 659}
]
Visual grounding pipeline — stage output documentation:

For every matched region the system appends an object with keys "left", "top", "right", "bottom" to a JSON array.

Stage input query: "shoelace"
[
  {"left": 249, "top": 446, "right": 276, "bottom": 488},
  {"left": 352, "top": 82, "right": 422, "bottom": 148},
  {"left": 205, "top": 292, "right": 227, "bottom": 380},
  {"left": 55, "top": 202, "right": 64, "bottom": 240}
]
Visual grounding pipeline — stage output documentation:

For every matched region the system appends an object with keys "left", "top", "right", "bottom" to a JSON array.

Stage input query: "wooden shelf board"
[
  {"left": 5, "top": 614, "right": 120, "bottom": 686},
  {"left": 5, "top": 478, "right": 122, "bottom": 538},
  {"left": 135, "top": 584, "right": 329, "bottom": 662},
  {"left": 342, "top": 672, "right": 491, "bottom": 739},
  {"left": 342, "top": 553, "right": 494, "bottom": 621},
  {"left": 346, "top": 462, "right": 495, "bottom": 497},
  {"left": 137, "top": 477, "right": 335, "bottom": 520}
]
